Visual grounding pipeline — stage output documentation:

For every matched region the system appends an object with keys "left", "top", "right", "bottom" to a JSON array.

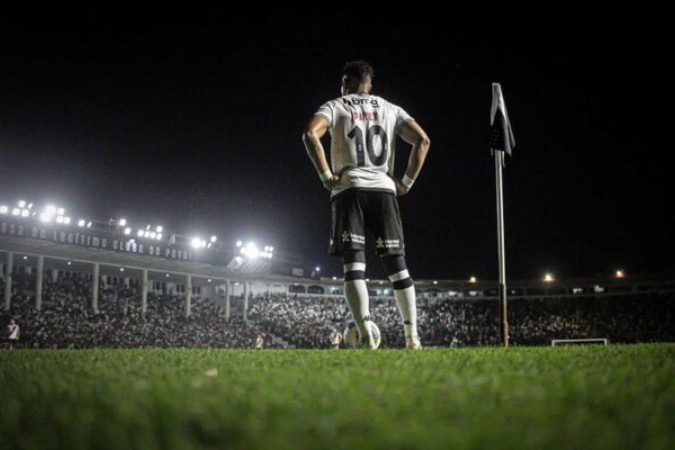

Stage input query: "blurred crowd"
[{"left": 2, "top": 274, "right": 673, "bottom": 349}]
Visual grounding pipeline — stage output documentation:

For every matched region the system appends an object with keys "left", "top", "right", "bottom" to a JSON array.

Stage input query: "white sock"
[
  {"left": 390, "top": 269, "right": 418, "bottom": 338},
  {"left": 343, "top": 261, "right": 370, "bottom": 340}
]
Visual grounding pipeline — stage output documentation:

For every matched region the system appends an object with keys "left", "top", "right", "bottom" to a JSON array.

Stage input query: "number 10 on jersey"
[{"left": 348, "top": 125, "right": 389, "bottom": 168}]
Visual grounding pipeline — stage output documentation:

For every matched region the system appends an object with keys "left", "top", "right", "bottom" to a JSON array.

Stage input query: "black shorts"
[{"left": 329, "top": 189, "right": 405, "bottom": 257}]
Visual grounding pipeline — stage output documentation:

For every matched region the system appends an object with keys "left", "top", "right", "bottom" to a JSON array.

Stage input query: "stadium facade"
[{"left": 3, "top": 213, "right": 675, "bottom": 320}]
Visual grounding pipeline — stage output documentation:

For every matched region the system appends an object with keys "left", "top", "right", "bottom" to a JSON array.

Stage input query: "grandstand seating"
[{"left": 1, "top": 273, "right": 673, "bottom": 349}]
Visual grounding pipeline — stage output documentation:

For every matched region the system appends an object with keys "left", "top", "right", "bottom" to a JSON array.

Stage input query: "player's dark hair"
[{"left": 342, "top": 60, "right": 375, "bottom": 82}]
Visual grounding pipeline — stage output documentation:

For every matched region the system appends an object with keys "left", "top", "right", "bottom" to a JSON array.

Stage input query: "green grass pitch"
[{"left": 1, "top": 344, "right": 673, "bottom": 450}]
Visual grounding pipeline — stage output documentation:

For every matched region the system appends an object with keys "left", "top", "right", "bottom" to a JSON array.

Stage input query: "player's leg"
[
  {"left": 380, "top": 254, "right": 421, "bottom": 349},
  {"left": 329, "top": 191, "right": 375, "bottom": 349},
  {"left": 371, "top": 192, "right": 421, "bottom": 349},
  {"left": 342, "top": 250, "right": 376, "bottom": 348}
]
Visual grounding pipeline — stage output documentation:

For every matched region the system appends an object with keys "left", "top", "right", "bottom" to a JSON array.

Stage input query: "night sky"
[{"left": 0, "top": 13, "right": 671, "bottom": 281}]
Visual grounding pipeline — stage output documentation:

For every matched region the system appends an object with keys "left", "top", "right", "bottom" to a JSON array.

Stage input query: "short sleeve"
[
  {"left": 395, "top": 106, "right": 414, "bottom": 134},
  {"left": 315, "top": 101, "right": 334, "bottom": 127}
]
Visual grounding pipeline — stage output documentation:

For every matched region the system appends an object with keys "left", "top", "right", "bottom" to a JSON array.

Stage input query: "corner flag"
[
  {"left": 490, "top": 82, "right": 515, "bottom": 347},
  {"left": 489, "top": 83, "right": 515, "bottom": 156}
]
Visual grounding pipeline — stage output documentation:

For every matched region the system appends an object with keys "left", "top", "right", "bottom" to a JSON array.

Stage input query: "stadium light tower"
[{"left": 240, "top": 242, "right": 259, "bottom": 259}]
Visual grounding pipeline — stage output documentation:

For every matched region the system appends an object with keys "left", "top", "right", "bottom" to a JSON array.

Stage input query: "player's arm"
[
  {"left": 302, "top": 116, "right": 340, "bottom": 191},
  {"left": 396, "top": 121, "right": 431, "bottom": 196}
]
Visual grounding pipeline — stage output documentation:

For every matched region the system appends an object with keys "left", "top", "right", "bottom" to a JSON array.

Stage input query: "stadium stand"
[
  {"left": 1, "top": 272, "right": 673, "bottom": 349},
  {"left": 1, "top": 210, "right": 673, "bottom": 349}
]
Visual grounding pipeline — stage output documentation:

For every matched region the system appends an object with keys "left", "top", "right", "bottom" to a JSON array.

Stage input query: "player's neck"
[{"left": 345, "top": 86, "right": 371, "bottom": 96}]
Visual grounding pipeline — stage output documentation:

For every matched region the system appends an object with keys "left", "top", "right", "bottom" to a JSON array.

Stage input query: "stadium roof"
[{"left": 0, "top": 235, "right": 293, "bottom": 283}]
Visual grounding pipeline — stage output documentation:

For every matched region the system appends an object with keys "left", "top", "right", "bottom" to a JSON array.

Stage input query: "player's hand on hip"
[
  {"left": 395, "top": 178, "right": 410, "bottom": 196},
  {"left": 322, "top": 174, "right": 340, "bottom": 191}
]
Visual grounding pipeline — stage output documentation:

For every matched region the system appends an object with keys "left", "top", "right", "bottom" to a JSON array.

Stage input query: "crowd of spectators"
[
  {"left": 1, "top": 274, "right": 265, "bottom": 349},
  {"left": 2, "top": 273, "right": 673, "bottom": 349}
]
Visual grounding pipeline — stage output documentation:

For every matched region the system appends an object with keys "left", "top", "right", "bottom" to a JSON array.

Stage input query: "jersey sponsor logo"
[
  {"left": 342, "top": 97, "right": 379, "bottom": 108},
  {"left": 342, "top": 231, "right": 365, "bottom": 244},
  {"left": 376, "top": 237, "right": 400, "bottom": 249}
]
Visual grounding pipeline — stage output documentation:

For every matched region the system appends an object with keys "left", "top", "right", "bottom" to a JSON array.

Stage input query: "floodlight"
[
  {"left": 166, "top": 274, "right": 170, "bottom": 278},
  {"left": 23, "top": 256, "right": 28, "bottom": 260},
  {"left": 27, "top": 203, "right": 33, "bottom": 209},
  {"left": 86, "top": 222, "right": 92, "bottom": 228},
  {"left": 236, "top": 240, "right": 242, "bottom": 247},
  {"left": 433, "top": 280, "right": 438, "bottom": 285},
  {"left": 207, "top": 279, "right": 212, "bottom": 283},
  {"left": 615, "top": 270, "right": 625, "bottom": 278},
  {"left": 12, "top": 208, "right": 20, "bottom": 216},
  {"left": 156, "top": 234, "right": 162, "bottom": 240},
  {"left": 45, "top": 205, "right": 56, "bottom": 214},
  {"left": 67, "top": 261, "right": 72, "bottom": 266},
  {"left": 0, "top": 206, "right": 8, "bottom": 214},
  {"left": 64, "top": 217, "right": 71, "bottom": 224},
  {"left": 124, "top": 227, "right": 131, "bottom": 235},
  {"left": 119, "top": 218, "right": 127, "bottom": 226},
  {"left": 191, "top": 238, "right": 202, "bottom": 248},
  {"left": 40, "top": 212, "right": 52, "bottom": 222},
  {"left": 332, "top": 276, "right": 337, "bottom": 280},
  {"left": 156, "top": 226, "right": 163, "bottom": 233},
  {"left": 120, "top": 268, "right": 125, "bottom": 272},
  {"left": 241, "top": 242, "right": 259, "bottom": 259},
  {"left": 469, "top": 276, "right": 477, "bottom": 284},
  {"left": 78, "top": 219, "right": 86, "bottom": 227},
  {"left": 315, "top": 266, "right": 320, "bottom": 272},
  {"left": 18, "top": 200, "right": 26, "bottom": 208},
  {"left": 544, "top": 273, "right": 555, "bottom": 282},
  {"left": 137, "top": 230, "right": 144, "bottom": 237},
  {"left": 21, "top": 209, "right": 29, "bottom": 217},
  {"left": 56, "top": 207, "right": 65, "bottom": 215},
  {"left": 210, "top": 235, "right": 217, "bottom": 243},
  {"left": 150, "top": 232, "right": 156, "bottom": 239},
  {"left": 56, "top": 216, "right": 64, "bottom": 224}
]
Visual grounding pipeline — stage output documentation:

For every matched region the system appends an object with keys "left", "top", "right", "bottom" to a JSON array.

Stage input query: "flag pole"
[
  {"left": 494, "top": 149, "right": 508, "bottom": 347},
  {"left": 490, "top": 82, "right": 513, "bottom": 348}
]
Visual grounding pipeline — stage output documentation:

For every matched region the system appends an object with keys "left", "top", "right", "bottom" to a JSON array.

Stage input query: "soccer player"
[
  {"left": 255, "top": 332, "right": 264, "bottom": 350},
  {"left": 329, "top": 326, "right": 343, "bottom": 350},
  {"left": 7, "top": 319, "right": 19, "bottom": 350},
  {"left": 303, "top": 61, "right": 430, "bottom": 349}
]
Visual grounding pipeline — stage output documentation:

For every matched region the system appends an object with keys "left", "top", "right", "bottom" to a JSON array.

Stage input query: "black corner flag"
[
  {"left": 490, "top": 82, "right": 515, "bottom": 347},
  {"left": 490, "top": 83, "right": 515, "bottom": 156}
]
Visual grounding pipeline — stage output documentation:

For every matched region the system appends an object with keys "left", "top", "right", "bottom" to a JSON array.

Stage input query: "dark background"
[{"left": 1, "top": 12, "right": 670, "bottom": 281}]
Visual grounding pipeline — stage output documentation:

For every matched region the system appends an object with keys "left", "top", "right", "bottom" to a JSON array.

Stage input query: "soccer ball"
[{"left": 343, "top": 320, "right": 382, "bottom": 349}]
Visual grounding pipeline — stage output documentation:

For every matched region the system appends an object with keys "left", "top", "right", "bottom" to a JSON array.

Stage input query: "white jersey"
[
  {"left": 8, "top": 324, "right": 19, "bottom": 340},
  {"left": 315, "top": 94, "right": 413, "bottom": 197},
  {"left": 330, "top": 330, "right": 342, "bottom": 346}
]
